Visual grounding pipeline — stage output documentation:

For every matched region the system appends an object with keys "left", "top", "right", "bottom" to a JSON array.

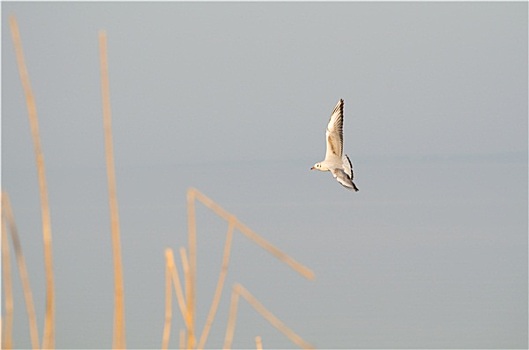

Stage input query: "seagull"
[{"left": 311, "top": 99, "right": 359, "bottom": 192}]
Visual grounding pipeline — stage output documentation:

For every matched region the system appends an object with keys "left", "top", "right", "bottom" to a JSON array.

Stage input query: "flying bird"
[{"left": 311, "top": 99, "right": 359, "bottom": 192}]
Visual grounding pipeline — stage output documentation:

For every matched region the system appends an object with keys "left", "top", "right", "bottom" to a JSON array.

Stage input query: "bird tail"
[{"left": 352, "top": 182, "right": 359, "bottom": 192}]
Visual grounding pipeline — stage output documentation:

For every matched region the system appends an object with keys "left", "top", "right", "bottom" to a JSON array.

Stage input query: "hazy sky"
[{"left": 2, "top": 2, "right": 527, "bottom": 349}]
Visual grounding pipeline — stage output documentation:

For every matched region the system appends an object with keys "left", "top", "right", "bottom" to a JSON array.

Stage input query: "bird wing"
[
  {"left": 324, "top": 99, "right": 344, "bottom": 162},
  {"left": 342, "top": 154, "right": 354, "bottom": 179},
  {"left": 330, "top": 168, "right": 356, "bottom": 191}
]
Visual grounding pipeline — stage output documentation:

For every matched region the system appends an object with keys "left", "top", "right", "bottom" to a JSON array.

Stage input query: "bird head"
[{"left": 311, "top": 163, "right": 322, "bottom": 171}]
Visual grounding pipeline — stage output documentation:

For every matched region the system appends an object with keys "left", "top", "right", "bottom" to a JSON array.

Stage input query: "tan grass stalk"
[
  {"left": 163, "top": 248, "right": 196, "bottom": 349},
  {"left": 197, "top": 217, "right": 236, "bottom": 349},
  {"left": 98, "top": 30, "right": 126, "bottom": 349},
  {"left": 179, "top": 247, "right": 190, "bottom": 290},
  {"left": 222, "top": 284, "right": 241, "bottom": 349},
  {"left": 166, "top": 249, "right": 191, "bottom": 330},
  {"left": 161, "top": 250, "right": 173, "bottom": 350},
  {"left": 223, "top": 284, "right": 315, "bottom": 350},
  {"left": 255, "top": 336, "right": 263, "bottom": 350},
  {"left": 8, "top": 15, "right": 55, "bottom": 349},
  {"left": 2, "top": 219, "right": 14, "bottom": 349},
  {"left": 233, "top": 219, "right": 314, "bottom": 280},
  {"left": 179, "top": 247, "right": 195, "bottom": 348},
  {"left": 186, "top": 190, "right": 197, "bottom": 348},
  {"left": 188, "top": 188, "right": 315, "bottom": 281},
  {"left": 235, "top": 284, "right": 314, "bottom": 349},
  {"left": 2, "top": 194, "right": 40, "bottom": 349}
]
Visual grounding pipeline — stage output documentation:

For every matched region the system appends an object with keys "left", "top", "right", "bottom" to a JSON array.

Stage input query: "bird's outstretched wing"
[
  {"left": 330, "top": 168, "right": 356, "bottom": 191},
  {"left": 324, "top": 99, "right": 344, "bottom": 162},
  {"left": 342, "top": 154, "right": 354, "bottom": 179}
]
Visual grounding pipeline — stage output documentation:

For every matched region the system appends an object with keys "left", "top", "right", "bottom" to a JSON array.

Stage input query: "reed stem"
[
  {"left": 99, "top": 30, "right": 126, "bottom": 349},
  {"left": 161, "top": 251, "right": 173, "bottom": 350},
  {"left": 2, "top": 218, "right": 14, "bottom": 350},
  {"left": 224, "top": 284, "right": 314, "bottom": 350},
  {"left": 2, "top": 193, "right": 41, "bottom": 349},
  {"left": 188, "top": 188, "right": 315, "bottom": 281},
  {"left": 8, "top": 16, "right": 54, "bottom": 349},
  {"left": 186, "top": 190, "right": 197, "bottom": 348},
  {"left": 255, "top": 336, "right": 263, "bottom": 350},
  {"left": 197, "top": 217, "right": 236, "bottom": 349}
]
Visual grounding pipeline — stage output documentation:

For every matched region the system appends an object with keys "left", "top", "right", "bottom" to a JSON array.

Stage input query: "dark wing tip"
[
  {"left": 344, "top": 154, "right": 354, "bottom": 179},
  {"left": 344, "top": 154, "right": 353, "bottom": 169},
  {"left": 333, "top": 99, "right": 344, "bottom": 114}
]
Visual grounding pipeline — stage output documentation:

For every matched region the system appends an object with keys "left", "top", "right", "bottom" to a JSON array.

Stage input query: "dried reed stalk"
[
  {"left": 166, "top": 249, "right": 191, "bottom": 330},
  {"left": 161, "top": 250, "right": 173, "bottom": 350},
  {"left": 224, "top": 284, "right": 314, "bottom": 350},
  {"left": 197, "top": 217, "right": 236, "bottom": 349},
  {"left": 236, "top": 285, "right": 314, "bottom": 349},
  {"left": 2, "top": 194, "right": 40, "bottom": 349},
  {"left": 179, "top": 247, "right": 195, "bottom": 348},
  {"left": 163, "top": 248, "right": 196, "bottom": 349},
  {"left": 8, "top": 16, "right": 54, "bottom": 349},
  {"left": 98, "top": 30, "right": 126, "bottom": 349},
  {"left": 188, "top": 188, "right": 315, "bottom": 281},
  {"left": 2, "top": 220, "right": 13, "bottom": 350},
  {"left": 223, "top": 283, "right": 241, "bottom": 349},
  {"left": 186, "top": 190, "right": 197, "bottom": 348},
  {"left": 255, "top": 336, "right": 263, "bottom": 350}
]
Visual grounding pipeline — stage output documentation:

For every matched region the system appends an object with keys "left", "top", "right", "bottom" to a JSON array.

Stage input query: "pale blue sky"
[{"left": 2, "top": 2, "right": 527, "bottom": 349}]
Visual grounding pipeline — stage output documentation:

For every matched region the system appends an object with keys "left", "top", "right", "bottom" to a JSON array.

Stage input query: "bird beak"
[{"left": 310, "top": 167, "right": 314, "bottom": 170}]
